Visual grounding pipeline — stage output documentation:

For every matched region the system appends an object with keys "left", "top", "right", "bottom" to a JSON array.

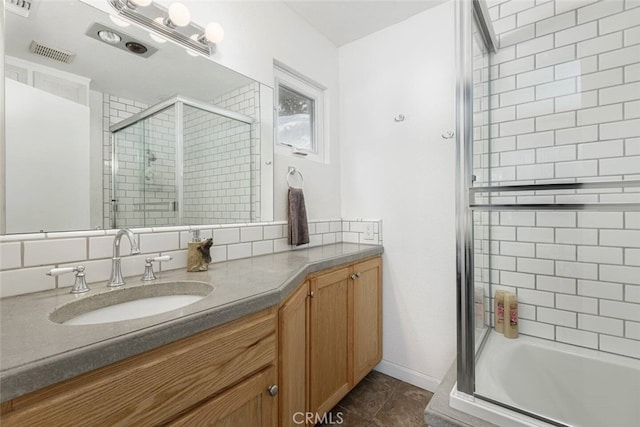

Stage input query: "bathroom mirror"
[{"left": 3, "top": 0, "right": 273, "bottom": 234}]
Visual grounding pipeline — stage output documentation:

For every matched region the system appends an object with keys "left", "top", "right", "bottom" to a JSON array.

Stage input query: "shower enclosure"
[
  {"left": 455, "top": 0, "right": 640, "bottom": 426},
  {"left": 110, "top": 96, "right": 255, "bottom": 228}
]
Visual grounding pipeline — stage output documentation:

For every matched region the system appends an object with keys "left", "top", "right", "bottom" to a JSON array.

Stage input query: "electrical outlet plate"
[{"left": 364, "top": 223, "right": 374, "bottom": 240}]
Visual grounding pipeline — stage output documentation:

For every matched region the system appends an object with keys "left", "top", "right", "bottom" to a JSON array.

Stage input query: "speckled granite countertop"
[{"left": 0, "top": 243, "right": 383, "bottom": 402}]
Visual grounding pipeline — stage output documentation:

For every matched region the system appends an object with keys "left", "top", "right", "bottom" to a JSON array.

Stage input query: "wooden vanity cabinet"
[
  {"left": 278, "top": 281, "right": 310, "bottom": 426},
  {"left": 278, "top": 256, "right": 382, "bottom": 426},
  {"left": 168, "top": 366, "right": 277, "bottom": 426},
  {"left": 309, "top": 266, "right": 351, "bottom": 416},
  {"left": 0, "top": 307, "right": 278, "bottom": 427},
  {"left": 351, "top": 257, "right": 383, "bottom": 385}
]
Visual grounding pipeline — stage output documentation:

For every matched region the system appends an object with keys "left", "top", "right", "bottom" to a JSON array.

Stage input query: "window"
[{"left": 274, "top": 62, "right": 326, "bottom": 162}]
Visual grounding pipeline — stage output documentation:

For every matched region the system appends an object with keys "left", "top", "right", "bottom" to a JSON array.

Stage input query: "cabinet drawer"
[
  {"left": 168, "top": 366, "right": 277, "bottom": 426},
  {"left": 1, "top": 307, "right": 277, "bottom": 426}
]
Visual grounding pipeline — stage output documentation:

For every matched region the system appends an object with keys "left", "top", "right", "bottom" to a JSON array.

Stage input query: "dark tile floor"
[{"left": 320, "top": 371, "right": 433, "bottom": 426}]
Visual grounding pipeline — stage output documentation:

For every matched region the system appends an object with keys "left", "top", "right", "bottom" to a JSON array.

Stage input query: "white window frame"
[{"left": 274, "top": 62, "right": 327, "bottom": 163}]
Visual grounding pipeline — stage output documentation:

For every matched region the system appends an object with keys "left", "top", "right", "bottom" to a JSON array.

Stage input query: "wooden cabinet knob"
[
  {"left": 309, "top": 291, "right": 315, "bottom": 298},
  {"left": 268, "top": 384, "right": 279, "bottom": 397}
]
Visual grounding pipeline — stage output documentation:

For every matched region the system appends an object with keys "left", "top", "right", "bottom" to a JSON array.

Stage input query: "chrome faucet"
[{"left": 108, "top": 228, "right": 141, "bottom": 287}]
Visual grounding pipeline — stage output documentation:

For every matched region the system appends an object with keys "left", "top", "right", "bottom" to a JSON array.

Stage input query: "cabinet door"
[
  {"left": 352, "top": 257, "right": 383, "bottom": 385},
  {"left": 279, "top": 281, "right": 309, "bottom": 427},
  {"left": 309, "top": 267, "right": 351, "bottom": 416},
  {"left": 168, "top": 366, "right": 277, "bottom": 427}
]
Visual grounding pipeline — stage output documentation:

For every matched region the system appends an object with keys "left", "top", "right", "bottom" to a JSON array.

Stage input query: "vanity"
[{"left": 0, "top": 244, "right": 383, "bottom": 426}]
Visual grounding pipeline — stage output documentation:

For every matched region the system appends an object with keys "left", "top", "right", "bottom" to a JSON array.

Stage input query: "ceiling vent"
[
  {"left": 7, "top": 0, "right": 32, "bottom": 18},
  {"left": 29, "top": 40, "right": 76, "bottom": 64}
]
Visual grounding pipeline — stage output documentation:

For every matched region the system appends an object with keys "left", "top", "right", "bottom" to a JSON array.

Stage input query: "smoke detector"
[
  {"left": 7, "top": 0, "right": 32, "bottom": 18},
  {"left": 29, "top": 40, "right": 76, "bottom": 64}
]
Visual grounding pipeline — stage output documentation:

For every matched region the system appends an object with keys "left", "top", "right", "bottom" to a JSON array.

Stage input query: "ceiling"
[
  {"left": 4, "top": 0, "right": 448, "bottom": 105},
  {"left": 283, "top": 0, "right": 448, "bottom": 46}
]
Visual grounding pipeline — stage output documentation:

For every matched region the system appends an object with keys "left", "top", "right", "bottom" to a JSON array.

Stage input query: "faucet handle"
[
  {"left": 47, "top": 265, "right": 89, "bottom": 294},
  {"left": 142, "top": 256, "right": 172, "bottom": 281}
]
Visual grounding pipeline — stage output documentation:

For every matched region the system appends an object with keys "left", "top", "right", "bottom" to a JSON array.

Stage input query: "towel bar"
[{"left": 287, "top": 167, "right": 304, "bottom": 188}]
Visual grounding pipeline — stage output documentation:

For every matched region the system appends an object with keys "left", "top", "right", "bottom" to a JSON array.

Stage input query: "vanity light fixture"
[
  {"left": 109, "top": 15, "right": 131, "bottom": 28},
  {"left": 108, "top": 0, "right": 223, "bottom": 57},
  {"left": 149, "top": 17, "right": 168, "bottom": 43}
]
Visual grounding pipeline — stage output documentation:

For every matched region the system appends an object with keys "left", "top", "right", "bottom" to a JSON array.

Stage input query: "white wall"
[{"left": 339, "top": 0, "right": 457, "bottom": 391}]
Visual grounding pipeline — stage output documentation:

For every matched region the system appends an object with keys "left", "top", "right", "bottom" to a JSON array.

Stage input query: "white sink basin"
[{"left": 50, "top": 281, "right": 213, "bottom": 325}]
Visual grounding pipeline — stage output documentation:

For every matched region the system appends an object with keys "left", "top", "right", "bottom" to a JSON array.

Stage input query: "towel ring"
[{"left": 287, "top": 167, "right": 304, "bottom": 188}]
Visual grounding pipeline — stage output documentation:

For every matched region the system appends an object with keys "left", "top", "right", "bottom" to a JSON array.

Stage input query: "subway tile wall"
[
  {"left": 478, "top": 0, "right": 640, "bottom": 359},
  {"left": 482, "top": 0, "right": 640, "bottom": 191},
  {"left": 182, "top": 83, "right": 259, "bottom": 225},
  {"left": 103, "top": 83, "right": 261, "bottom": 229},
  {"left": 0, "top": 219, "right": 382, "bottom": 298},
  {"left": 480, "top": 210, "right": 640, "bottom": 359}
]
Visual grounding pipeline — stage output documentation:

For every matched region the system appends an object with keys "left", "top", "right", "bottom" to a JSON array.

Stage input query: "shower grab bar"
[
  {"left": 469, "top": 179, "right": 640, "bottom": 194},
  {"left": 132, "top": 201, "right": 178, "bottom": 212},
  {"left": 469, "top": 180, "right": 640, "bottom": 211},
  {"left": 112, "top": 201, "right": 178, "bottom": 212},
  {"left": 469, "top": 203, "right": 640, "bottom": 211}
]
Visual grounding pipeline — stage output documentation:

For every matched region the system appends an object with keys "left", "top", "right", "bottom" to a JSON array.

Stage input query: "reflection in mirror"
[{"left": 3, "top": 0, "right": 272, "bottom": 234}]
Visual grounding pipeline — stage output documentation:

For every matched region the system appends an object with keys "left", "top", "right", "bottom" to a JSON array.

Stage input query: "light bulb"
[
  {"left": 130, "top": 0, "right": 152, "bottom": 6},
  {"left": 204, "top": 22, "right": 224, "bottom": 43},
  {"left": 109, "top": 15, "right": 130, "bottom": 27},
  {"left": 168, "top": 2, "right": 191, "bottom": 27},
  {"left": 98, "top": 30, "right": 122, "bottom": 44}
]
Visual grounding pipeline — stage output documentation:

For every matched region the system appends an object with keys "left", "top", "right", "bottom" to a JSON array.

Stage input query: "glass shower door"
[
  {"left": 112, "top": 105, "right": 178, "bottom": 228},
  {"left": 458, "top": 0, "right": 640, "bottom": 425}
]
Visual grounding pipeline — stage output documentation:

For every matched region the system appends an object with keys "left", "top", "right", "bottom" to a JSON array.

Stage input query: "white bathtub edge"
[{"left": 449, "top": 384, "right": 557, "bottom": 427}]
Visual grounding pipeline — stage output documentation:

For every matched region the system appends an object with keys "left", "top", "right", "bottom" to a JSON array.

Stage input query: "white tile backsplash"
[
  {"left": 227, "top": 243, "right": 252, "bottom": 260},
  {"left": 0, "top": 242, "right": 21, "bottom": 271},
  {"left": 23, "top": 239, "right": 87, "bottom": 267},
  {"left": 139, "top": 232, "right": 179, "bottom": 254},
  {"left": 0, "top": 219, "right": 382, "bottom": 298},
  {"left": 0, "top": 266, "right": 56, "bottom": 298}
]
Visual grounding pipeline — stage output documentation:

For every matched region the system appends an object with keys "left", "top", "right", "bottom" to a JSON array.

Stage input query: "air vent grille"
[
  {"left": 29, "top": 41, "right": 76, "bottom": 64},
  {"left": 7, "top": 0, "right": 32, "bottom": 17}
]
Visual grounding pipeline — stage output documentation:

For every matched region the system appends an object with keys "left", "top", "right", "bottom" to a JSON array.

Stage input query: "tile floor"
[{"left": 320, "top": 371, "right": 433, "bottom": 426}]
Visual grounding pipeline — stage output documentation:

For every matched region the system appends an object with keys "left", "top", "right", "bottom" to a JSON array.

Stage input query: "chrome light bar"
[{"left": 108, "top": 0, "right": 213, "bottom": 56}]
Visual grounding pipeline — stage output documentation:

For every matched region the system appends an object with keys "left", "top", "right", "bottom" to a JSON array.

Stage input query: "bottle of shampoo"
[
  {"left": 503, "top": 292, "right": 519, "bottom": 339},
  {"left": 494, "top": 290, "right": 506, "bottom": 333}
]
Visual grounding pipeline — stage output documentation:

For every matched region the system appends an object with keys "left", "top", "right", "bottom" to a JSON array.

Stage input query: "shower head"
[{"left": 146, "top": 149, "right": 157, "bottom": 162}]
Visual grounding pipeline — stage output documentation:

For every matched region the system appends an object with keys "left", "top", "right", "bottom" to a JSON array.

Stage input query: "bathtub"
[{"left": 450, "top": 331, "right": 640, "bottom": 427}]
